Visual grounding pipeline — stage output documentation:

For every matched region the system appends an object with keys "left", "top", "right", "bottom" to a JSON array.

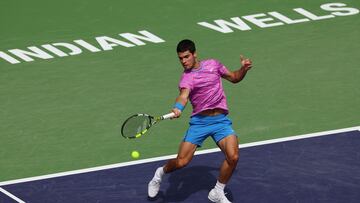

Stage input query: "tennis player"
[{"left": 148, "top": 39, "right": 252, "bottom": 203}]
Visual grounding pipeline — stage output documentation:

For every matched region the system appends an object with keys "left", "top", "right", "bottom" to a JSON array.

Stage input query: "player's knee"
[{"left": 227, "top": 153, "right": 239, "bottom": 166}]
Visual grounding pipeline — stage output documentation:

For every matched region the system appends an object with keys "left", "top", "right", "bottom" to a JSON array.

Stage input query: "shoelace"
[{"left": 150, "top": 180, "right": 160, "bottom": 185}]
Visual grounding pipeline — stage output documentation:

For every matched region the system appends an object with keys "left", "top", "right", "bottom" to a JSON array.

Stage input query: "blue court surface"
[{"left": 1, "top": 128, "right": 359, "bottom": 203}]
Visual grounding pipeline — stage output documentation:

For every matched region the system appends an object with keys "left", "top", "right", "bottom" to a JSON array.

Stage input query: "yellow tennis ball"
[{"left": 131, "top": 150, "right": 140, "bottom": 159}]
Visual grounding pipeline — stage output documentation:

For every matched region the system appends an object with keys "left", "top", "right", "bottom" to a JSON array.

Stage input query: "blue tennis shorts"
[{"left": 183, "top": 114, "right": 236, "bottom": 147}]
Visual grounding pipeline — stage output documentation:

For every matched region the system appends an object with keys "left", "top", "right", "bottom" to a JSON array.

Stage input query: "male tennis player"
[{"left": 148, "top": 39, "right": 252, "bottom": 203}]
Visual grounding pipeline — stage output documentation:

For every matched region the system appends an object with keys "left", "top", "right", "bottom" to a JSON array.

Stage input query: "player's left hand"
[{"left": 240, "top": 55, "right": 252, "bottom": 71}]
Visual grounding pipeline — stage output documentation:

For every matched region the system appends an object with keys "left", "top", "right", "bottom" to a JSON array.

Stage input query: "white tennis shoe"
[
  {"left": 148, "top": 179, "right": 161, "bottom": 198},
  {"left": 208, "top": 188, "right": 231, "bottom": 203}
]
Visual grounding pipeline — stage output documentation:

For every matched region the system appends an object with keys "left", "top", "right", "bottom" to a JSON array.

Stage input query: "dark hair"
[{"left": 176, "top": 39, "right": 196, "bottom": 53}]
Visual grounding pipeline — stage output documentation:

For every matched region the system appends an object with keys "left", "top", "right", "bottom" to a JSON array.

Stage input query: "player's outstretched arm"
[
  {"left": 172, "top": 88, "right": 190, "bottom": 118},
  {"left": 223, "top": 55, "right": 252, "bottom": 83}
]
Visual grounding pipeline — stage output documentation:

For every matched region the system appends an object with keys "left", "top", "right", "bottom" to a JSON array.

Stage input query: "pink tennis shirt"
[{"left": 179, "top": 59, "right": 230, "bottom": 116}]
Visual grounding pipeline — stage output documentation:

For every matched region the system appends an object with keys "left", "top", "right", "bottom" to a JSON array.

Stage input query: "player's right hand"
[{"left": 172, "top": 108, "right": 182, "bottom": 118}]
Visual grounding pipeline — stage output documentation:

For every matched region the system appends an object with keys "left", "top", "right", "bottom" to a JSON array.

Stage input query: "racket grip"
[{"left": 161, "top": 112, "right": 176, "bottom": 120}]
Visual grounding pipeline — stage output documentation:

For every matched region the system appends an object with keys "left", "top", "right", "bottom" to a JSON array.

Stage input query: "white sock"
[
  {"left": 215, "top": 180, "right": 226, "bottom": 191},
  {"left": 152, "top": 167, "right": 165, "bottom": 182}
]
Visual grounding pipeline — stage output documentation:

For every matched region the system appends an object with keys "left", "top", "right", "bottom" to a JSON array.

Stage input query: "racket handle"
[{"left": 161, "top": 112, "right": 176, "bottom": 120}]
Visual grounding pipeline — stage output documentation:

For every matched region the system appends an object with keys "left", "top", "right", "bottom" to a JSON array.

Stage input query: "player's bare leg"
[
  {"left": 208, "top": 135, "right": 239, "bottom": 203},
  {"left": 148, "top": 141, "right": 197, "bottom": 198},
  {"left": 164, "top": 141, "right": 197, "bottom": 173},
  {"left": 217, "top": 135, "right": 239, "bottom": 183}
]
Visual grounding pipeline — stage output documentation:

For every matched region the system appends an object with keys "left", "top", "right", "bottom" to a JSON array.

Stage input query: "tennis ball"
[{"left": 131, "top": 150, "right": 140, "bottom": 159}]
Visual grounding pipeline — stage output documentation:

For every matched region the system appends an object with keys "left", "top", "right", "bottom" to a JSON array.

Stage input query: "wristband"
[{"left": 173, "top": 102, "right": 185, "bottom": 111}]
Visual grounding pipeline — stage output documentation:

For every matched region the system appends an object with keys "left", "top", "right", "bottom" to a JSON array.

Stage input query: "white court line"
[
  {"left": 0, "top": 187, "right": 25, "bottom": 203},
  {"left": 0, "top": 126, "right": 359, "bottom": 187}
]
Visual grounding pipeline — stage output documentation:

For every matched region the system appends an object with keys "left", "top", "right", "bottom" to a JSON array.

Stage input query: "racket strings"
[{"left": 122, "top": 116, "right": 151, "bottom": 138}]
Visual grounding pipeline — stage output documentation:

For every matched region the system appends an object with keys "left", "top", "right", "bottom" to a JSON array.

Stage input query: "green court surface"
[{"left": 1, "top": 0, "right": 359, "bottom": 182}]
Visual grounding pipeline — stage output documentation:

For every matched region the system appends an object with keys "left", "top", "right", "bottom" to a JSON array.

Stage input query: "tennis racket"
[{"left": 121, "top": 112, "right": 175, "bottom": 139}]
